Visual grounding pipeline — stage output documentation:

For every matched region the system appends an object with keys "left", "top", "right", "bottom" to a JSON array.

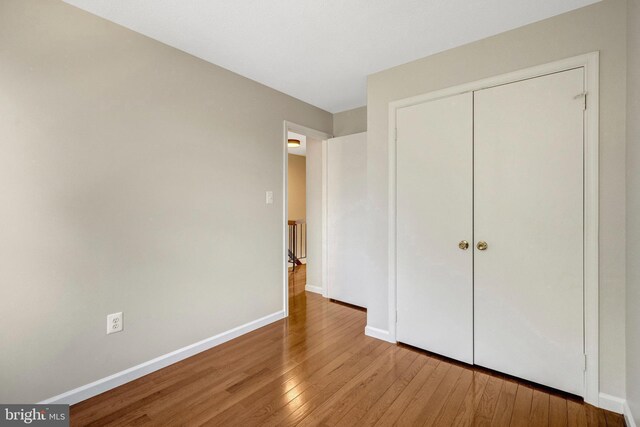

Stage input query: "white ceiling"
[
  {"left": 62, "top": 0, "right": 599, "bottom": 113},
  {"left": 287, "top": 132, "right": 307, "bottom": 156}
]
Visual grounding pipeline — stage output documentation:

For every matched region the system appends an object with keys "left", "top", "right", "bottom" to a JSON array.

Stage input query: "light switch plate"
[
  {"left": 107, "top": 312, "right": 123, "bottom": 334},
  {"left": 265, "top": 191, "right": 273, "bottom": 204}
]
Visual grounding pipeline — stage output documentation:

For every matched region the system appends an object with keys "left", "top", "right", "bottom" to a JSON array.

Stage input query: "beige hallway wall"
[
  {"left": 0, "top": 0, "right": 332, "bottom": 403},
  {"left": 366, "top": 0, "right": 628, "bottom": 397},
  {"left": 287, "top": 154, "right": 306, "bottom": 221}
]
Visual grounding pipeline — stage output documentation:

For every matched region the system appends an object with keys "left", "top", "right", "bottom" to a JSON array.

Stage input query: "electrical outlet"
[{"left": 107, "top": 312, "right": 123, "bottom": 335}]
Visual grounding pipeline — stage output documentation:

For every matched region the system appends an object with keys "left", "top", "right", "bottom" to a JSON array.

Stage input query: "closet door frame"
[{"left": 387, "top": 52, "right": 599, "bottom": 406}]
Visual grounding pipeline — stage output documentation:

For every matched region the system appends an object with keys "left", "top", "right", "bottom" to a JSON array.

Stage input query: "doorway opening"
[
  {"left": 286, "top": 131, "right": 308, "bottom": 295},
  {"left": 282, "top": 122, "right": 331, "bottom": 317}
]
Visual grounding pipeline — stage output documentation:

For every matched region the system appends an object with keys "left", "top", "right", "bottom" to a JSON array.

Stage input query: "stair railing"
[{"left": 288, "top": 220, "right": 306, "bottom": 271}]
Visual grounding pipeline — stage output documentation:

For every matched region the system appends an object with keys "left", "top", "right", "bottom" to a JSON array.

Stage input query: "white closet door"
[
  {"left": 474, "top": 69, "right": 585, "bottom": 395},
  {"left": 396, "top": 93, "right": 473, "bottom": 364},
  {"left": 327, "top": 132, "right": 367, "bottom": 307}
]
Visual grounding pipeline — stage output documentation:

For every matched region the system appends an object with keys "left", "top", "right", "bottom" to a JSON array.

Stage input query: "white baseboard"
[
  {"left": 599, "top": 392, "right": 625, "bottom": 414},
  {"left": 304, "top": 284, "right": 323, "bottom": 294},
  {"left": 365, "top": 325, "right": 396, "bottom": 343},
  {"left": 39, "top": 310, "right": 285, "bottom": 405},
  {"left": 624, "top": 400, "right": 637, "bottom": 427}
]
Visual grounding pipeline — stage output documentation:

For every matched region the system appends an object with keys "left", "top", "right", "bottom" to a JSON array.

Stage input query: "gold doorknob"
[
  {"left": 458, "top": 240, "right": 469, "bottom": 250},
  {"left": 477, "top": 241, "right": 488, "bottom": 251}
]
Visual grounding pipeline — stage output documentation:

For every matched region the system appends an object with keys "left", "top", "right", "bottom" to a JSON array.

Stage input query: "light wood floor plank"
[
  {"left": 568, "top": 399, "right": 589, "bottom": 427},
  {"left": 528, "top": 389, "right": 550, "bottom": 427},
  {"left": 450, "top": 371, "right": 491, "bottom": 427},
  {"left": 604, "top": 408, "right": 626, "bottom": 427},
  {"left": 373, "top": 359, "right": 440, "bottom": 426},
  {"left": 471, "top": 375, "right": 504, "bottom": 427},
  {"left": 327, "top": 349, "right": 419, "bottom": 426},
  {"left": 509, "top": 385, "right": 534, "bottom": 427},
  {"left": 341, "top": 351, "right": 429, "bottom": 426},
  {"left": 549, "top": 394, "right": 569, "bottom": 427},
  {"left": 490, "top": 379, "right": 519, "bottom": 427}
]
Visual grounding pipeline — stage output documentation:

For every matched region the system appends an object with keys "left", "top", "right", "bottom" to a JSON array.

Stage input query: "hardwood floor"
[{"left": 71, "top": 265, "right": 625, "bottom": 426}]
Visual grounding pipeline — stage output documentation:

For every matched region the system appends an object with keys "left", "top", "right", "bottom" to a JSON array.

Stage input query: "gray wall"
[
  {"left": 627, "top": 0, "right": 640, "bottom": 422},
  {"left": 0, "top": 0, "right": 331, "bottom": 403},
  {"left": 333, "top": 106, "right": 367, "bottom": 137},
  {"left": 366, "top": 0, "right": 628, "bottom": 397}
]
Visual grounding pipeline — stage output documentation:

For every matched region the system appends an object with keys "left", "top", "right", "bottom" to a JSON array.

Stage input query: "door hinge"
[
  {"left": 394, "top": 127, "right": 398, "bottom": 142},
  {"left": 575, "top": 92, "right": 587, "bottom": 110},
  {"left": 583, "top": 354, "right": 587, "bottom": 372},
  {"left": 395, "top": 310, "right": 398, "bottom": 323}
]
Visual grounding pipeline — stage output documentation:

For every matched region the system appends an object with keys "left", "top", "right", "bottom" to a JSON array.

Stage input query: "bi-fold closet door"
[
  {"left": 396, "top": 92, "right": 474, "bottom": 364},
  {"left": 396, "top": 68, "right": 585, "bottom": 396}
]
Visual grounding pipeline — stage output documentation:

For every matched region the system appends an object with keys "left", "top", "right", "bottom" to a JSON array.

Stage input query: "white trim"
[
  {"left": 304, "top": 284, "right": 324, "bottom": 294},
  {"left": 40, "top": 310, "right": 285, "bottom": 405},
  {"left": 321, "top": 139, "right": 329, "bottom": 298},
  {"left": 283, "top": 121, "right": 332, "bottom": 315},
  {"left": 364, "top": 326, "right": 395, "bottom": 343},
  {"left": 582, "top": 52, "right": 600, "bottom": 407},
  {"left": 625, "top": 400, "right": 638, "bottom": 427},
  {"left": 283, "top": 121, "right": 290, "bottom": 317},
  {"left": 598, "top": 393, "right": 625, "bottom": 414},
  {"left": 387, "top": 52, "right": 600, "bottom": 405},
  {"left": 599, "top": 394, "right": 638, "bottom": 427},
  {"left": 287, "top": 122, "right": 332, "bottom": 142}
]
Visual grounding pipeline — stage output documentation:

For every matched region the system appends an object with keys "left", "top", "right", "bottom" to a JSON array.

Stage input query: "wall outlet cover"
[{"left": 107, "top": 312, "right": 123, "bottom": 335}]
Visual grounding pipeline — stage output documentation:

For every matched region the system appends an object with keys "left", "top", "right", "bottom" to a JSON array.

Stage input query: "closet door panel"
[
  {"left": 474, "top": 69, "right": 585, "bottom": 395},
  {"left": 396, "top": 93, "right": 473, "bottom": 364}
]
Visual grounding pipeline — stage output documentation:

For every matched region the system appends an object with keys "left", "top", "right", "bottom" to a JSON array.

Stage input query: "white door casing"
[
  {"left": 388, "top": 53, "right": 599, "bottom": 404},
  {"left": 283, "top": 121, "right": 332, "bottom": 314},
  {"left": 473, "top": 68, "right": 585, "bottom": 396},
  {"left": 396, "top": 93, "right": 474, "bottom": 364}
]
